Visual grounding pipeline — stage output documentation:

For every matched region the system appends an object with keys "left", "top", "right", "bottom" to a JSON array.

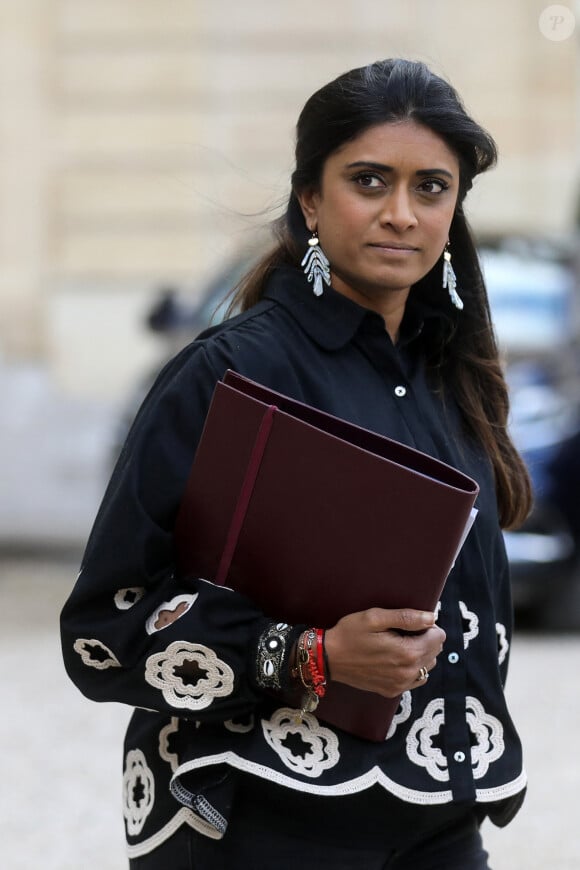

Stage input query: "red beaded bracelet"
[
  {"left": 315, "top": 628, "right": 325, "bottom": 678},
  {"left": 295, "top": 628, "right": 327, "bottom": 719}
]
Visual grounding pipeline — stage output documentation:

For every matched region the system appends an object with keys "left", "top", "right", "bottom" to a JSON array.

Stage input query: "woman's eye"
[
  {"left": 354, "top": 173, "right": 384, "bottom": 189},
  {"left": 419, "top": 178, "right": 449, "bottom": 194}
]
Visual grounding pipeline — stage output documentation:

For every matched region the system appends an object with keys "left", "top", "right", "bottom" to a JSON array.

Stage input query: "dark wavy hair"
[{"left": 229, "top": 58, "right": 531, "bottom": 529}]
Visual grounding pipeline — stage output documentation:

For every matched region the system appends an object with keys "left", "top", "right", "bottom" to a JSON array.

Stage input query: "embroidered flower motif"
[
  {"left": 158, "top": 718, "right": 180, "bottom": 772},
  {"left": 73, "top": 638, "right": 121, "bottom": 670},
  {"left": 386, "top": 691, "right": 412, "bottom": 740},
  {"left": 145, "top": 642, "right": 234, "bottom": 711},
  {"left": 224, "top": 714, "right": 255, "bottom": 734},
  {"left": 145, "top": 593, "right": 198, "bottom": 634},
  {"left": 261, "top": 707, "right": 340, "bottom": 778},
  {"left": 466, "top": 697, "right": 505, "bottom": 778},
  {"left": 158, "top": 715, "right": 201, "bottom": 771},
  {"left": 459, "top": 600, "right": 479, "bottom": 649},
  {"left": 407, "top": 696, "right": 505, "bottom": 782},
  {"left": 496, "top": 622, "right": 509, "bottom": 665},
  {"left": 123, "top": 749, "right": 155, "bottom": 836},
  {"left": 406, "top": 698, "right": 448, "bottom": 781},
  {"left": 114, "top": 587, "right": 146, "bottom": 610}
]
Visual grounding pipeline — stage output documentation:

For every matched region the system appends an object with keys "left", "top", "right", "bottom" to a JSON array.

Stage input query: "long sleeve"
[{"left": 60, "top": 344, "right": 271, "bottom": 722}]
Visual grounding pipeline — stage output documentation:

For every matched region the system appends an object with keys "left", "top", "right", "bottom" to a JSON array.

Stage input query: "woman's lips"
[{"left": 368, "top": 243, "right": 419, "bottom": 253}]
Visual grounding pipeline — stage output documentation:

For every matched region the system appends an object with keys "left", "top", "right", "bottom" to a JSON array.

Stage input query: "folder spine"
[{"left": 215, "top": 404, "right": 277, "bottom": 586}]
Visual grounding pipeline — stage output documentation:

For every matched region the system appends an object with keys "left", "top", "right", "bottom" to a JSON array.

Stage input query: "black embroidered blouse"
[{"left": 60, "top": 266, "right": 526, "bottom": 860}]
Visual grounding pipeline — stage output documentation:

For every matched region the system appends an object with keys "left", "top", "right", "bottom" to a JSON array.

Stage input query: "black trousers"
[{"left": 130, "top": 776, "right": 491, "bottom": 870}]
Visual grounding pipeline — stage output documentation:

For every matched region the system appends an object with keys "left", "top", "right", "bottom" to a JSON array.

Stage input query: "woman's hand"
[{"left": 324, "top": 608, "right": 445, "bottom": 697}]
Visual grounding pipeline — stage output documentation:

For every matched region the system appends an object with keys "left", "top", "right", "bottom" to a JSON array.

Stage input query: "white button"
[
  {"left": 448, "top": 652, "right": 460, "bottom": 664},
  {"left": 394, "top": 385, "right": 407, "bottom": 397},
  {"left": 453, "top": 751, "right": 466, "bottom": 763}
]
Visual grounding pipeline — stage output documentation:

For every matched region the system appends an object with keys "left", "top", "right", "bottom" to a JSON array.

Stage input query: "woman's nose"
[{"left": 379, "top": 188, "right": 418, "bottom": 231}]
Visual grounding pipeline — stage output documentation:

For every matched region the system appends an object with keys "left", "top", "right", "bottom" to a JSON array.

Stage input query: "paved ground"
[
  {"left": 0, "top": 556, "right": 128, "bottom": 870},
  {"left": 1, "top": 554, "right": 579, "bottom": 870}
]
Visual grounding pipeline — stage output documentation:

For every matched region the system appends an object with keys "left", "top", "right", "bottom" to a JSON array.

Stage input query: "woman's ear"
[{"left": 296, "top": 187, "right": 320, "bottom": 232}]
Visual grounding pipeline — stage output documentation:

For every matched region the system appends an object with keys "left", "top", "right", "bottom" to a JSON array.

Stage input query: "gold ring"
[{"left": 417, "top": 666, "right": 429, "bottom": 682}]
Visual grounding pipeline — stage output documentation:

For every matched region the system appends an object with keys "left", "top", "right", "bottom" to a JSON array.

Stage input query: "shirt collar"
[
  {"left": 263, "top": 266, "right": 375, "bottom": 350},
  {"left": 263, "top": 265, "right": 450, "bottom": 351}
]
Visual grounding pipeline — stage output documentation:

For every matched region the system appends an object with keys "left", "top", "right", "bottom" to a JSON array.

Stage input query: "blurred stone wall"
[{"left": 0, "top": 0, "right": 577, "bottom": 398}]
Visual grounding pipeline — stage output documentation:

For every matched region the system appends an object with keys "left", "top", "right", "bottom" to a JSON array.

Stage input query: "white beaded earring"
[
  {"left": 301, "top": 231, "right": 331, "bottom": 297},
  {"left": 442, "top": 242, "right": 463, "bottom": 310}
]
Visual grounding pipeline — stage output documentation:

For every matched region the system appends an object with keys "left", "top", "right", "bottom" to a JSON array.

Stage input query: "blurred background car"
[
  {"left": 108, "top": 253, "right": 250, "bottom": 463},
  {"left": 113, "top": 237, "right": 580, "bottom": 622},
  {"left": 480, "top": 239, "right": 580, "bottom": 620}
]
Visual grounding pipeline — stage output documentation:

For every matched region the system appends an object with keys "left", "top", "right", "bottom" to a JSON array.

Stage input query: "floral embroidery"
[
  {"left": 407, "top": 696, "right": 505, "bottom": 781},
  {"left": 158, "top": 718, "right": 180, "bottom": 772},
  {"left": 123, "top": 749, "right": 155, "bottom": 836},
  {"left": 406, "top": 698, "right": 448, "bottom": 781},
  {"left": 386, "top": 691, "right": 412, "bottom": 740},
  {"left": 114, "top": 587, "right": 146, "bottom": 610},
  {"left": 145, "top": 594, "right": 198, "bottom": 635},
  {"left": 73, "top": 638, "right": 121, "bottom": 670},
  {"left": 159, "top": 716, "right": 200, "bottom": 771},
  {"left": 224, "top": 714, "right": 255, "bottom": 734},
  {"left": 496, "top": 623, "right": 509, "bottom": 665},
  {"left": 145, "top": 642, "right": 234, "bottom": 711},
  {"left": 261, "top": 707, "right": 340, "bottom": 778},
  {"left": 459, "top": 601, "right": 479, "bottom": 649},
  {"left": 466, "top": 696, "right": 505, "bottom": 778}
]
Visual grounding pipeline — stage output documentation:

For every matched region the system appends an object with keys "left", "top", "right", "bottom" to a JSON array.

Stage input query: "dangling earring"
[
  {"left": 301, "top": 231, "right": 331, "bottom": 297},
  {"left": 442, "top": 242, "right": 463, "bottom": 310}
]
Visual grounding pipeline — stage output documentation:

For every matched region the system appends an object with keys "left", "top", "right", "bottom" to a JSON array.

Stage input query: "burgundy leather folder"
[{"left": 175, "top": 370, "right": 480, "bottom": 741}]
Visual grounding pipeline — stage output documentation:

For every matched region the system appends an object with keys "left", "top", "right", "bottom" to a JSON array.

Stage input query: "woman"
[{"left": 61, "top": 58, "right": 531, "bottom": 869}]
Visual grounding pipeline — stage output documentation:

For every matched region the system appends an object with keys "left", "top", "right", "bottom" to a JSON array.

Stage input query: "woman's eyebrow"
[
  {"left": 345, "top": 160, "right": 454, "bottom": 179},
  {"left": 416, "top": 168, "right": 455, "bottom": 179}
]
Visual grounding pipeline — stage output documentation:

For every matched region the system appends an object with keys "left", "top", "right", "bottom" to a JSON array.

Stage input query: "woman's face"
[{"left": 298, "top": 120, "right": 460, "bottom": 315}]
